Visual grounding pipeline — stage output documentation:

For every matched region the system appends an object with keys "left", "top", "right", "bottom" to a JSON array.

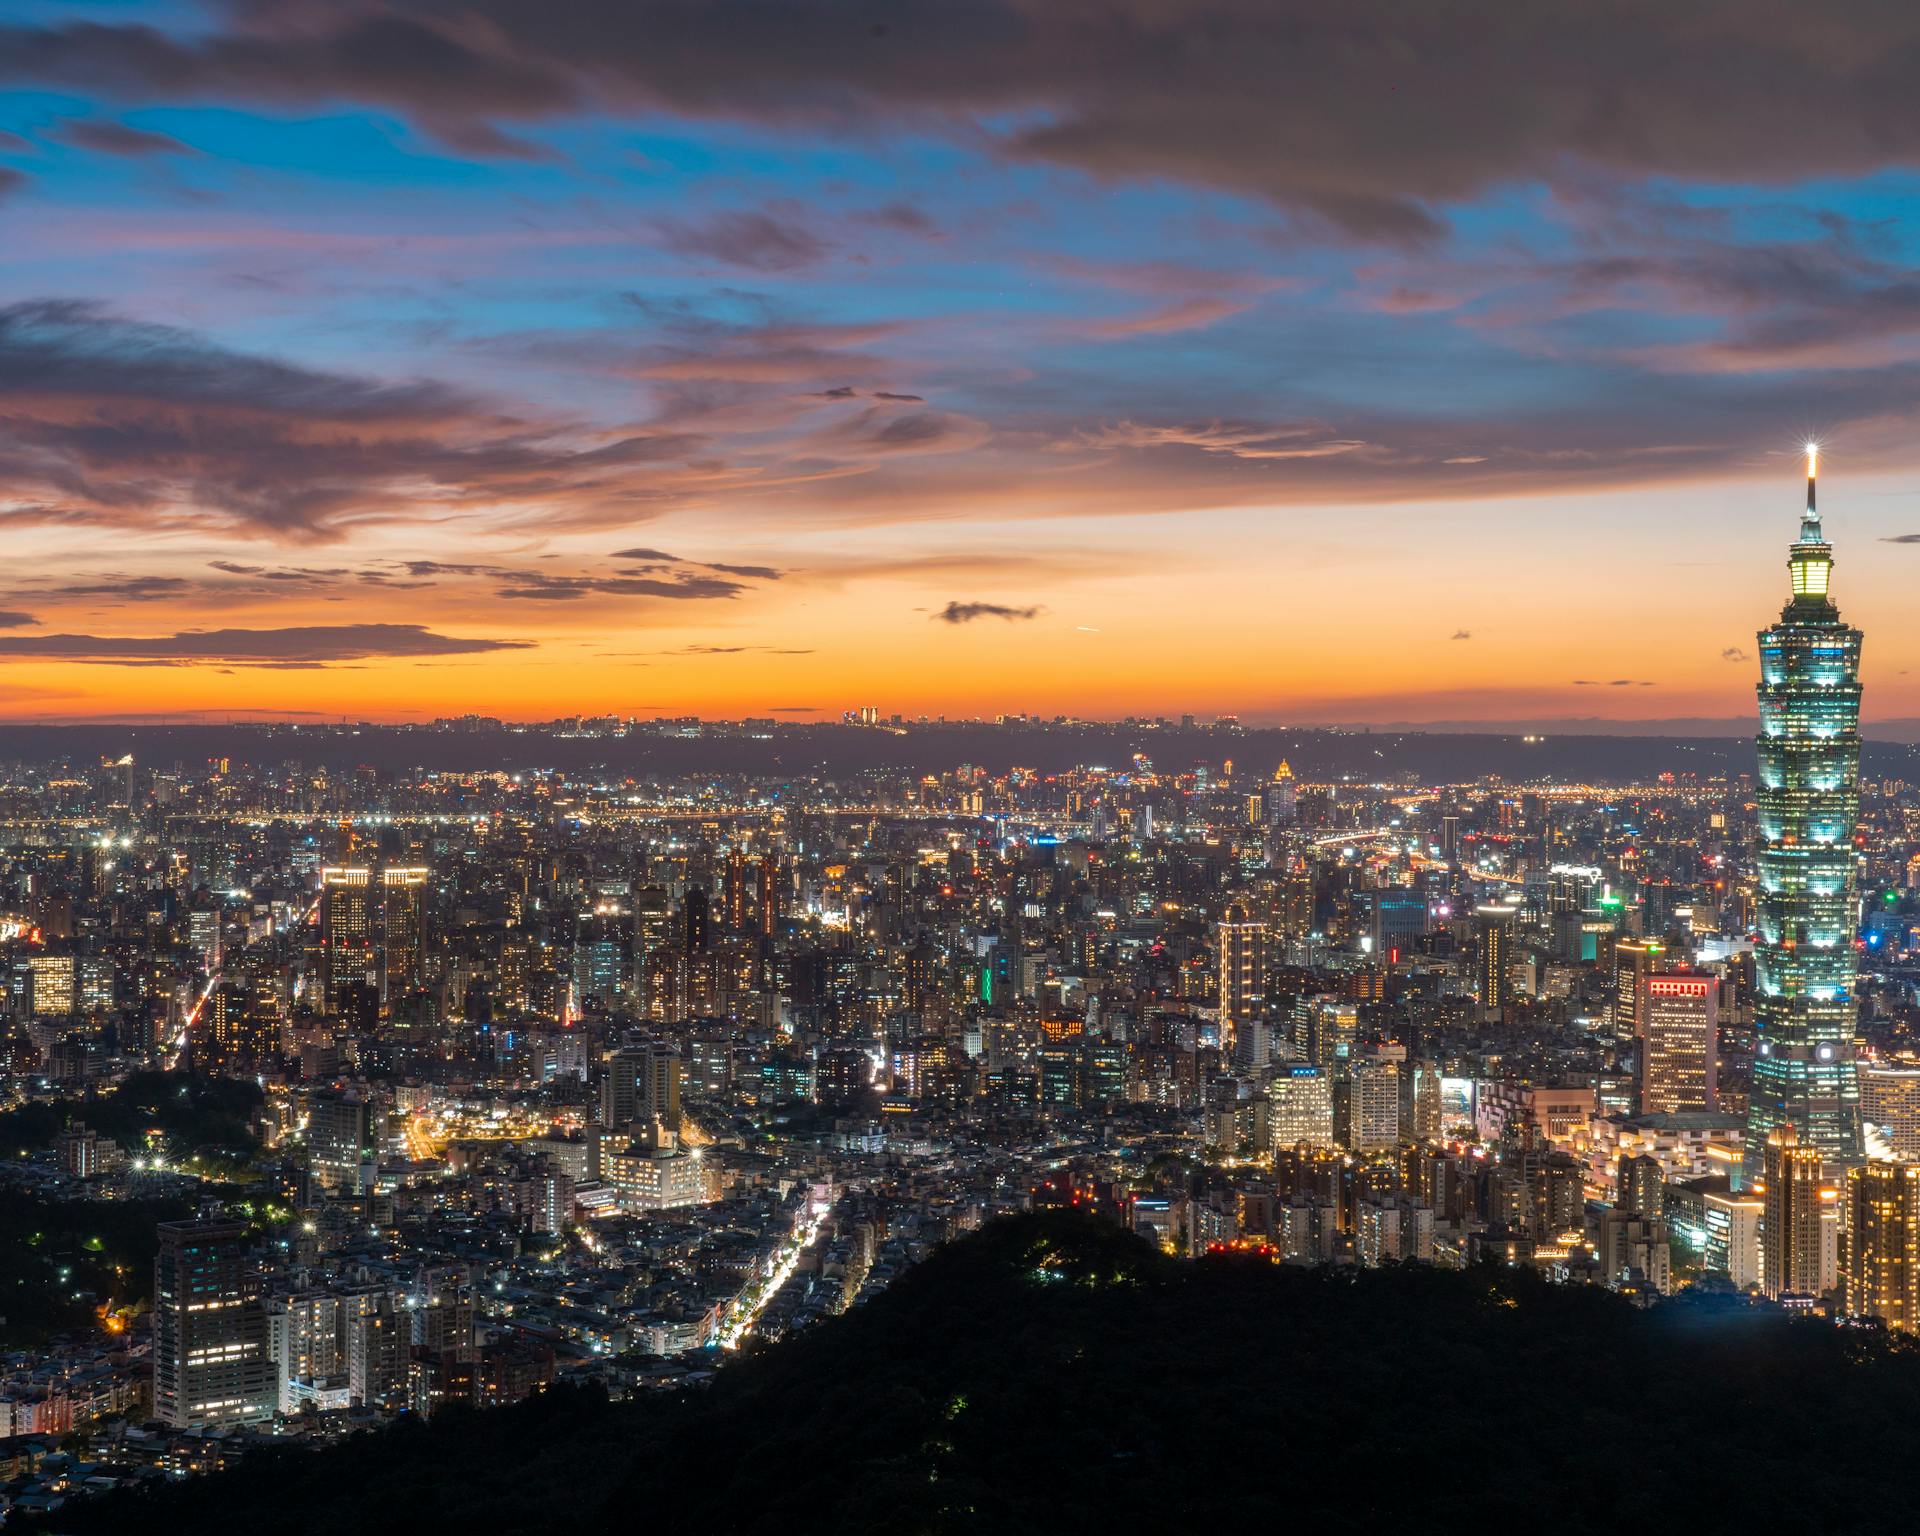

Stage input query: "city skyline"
[{"left": 11, "top": 9, "right": 1920, "bottom": 722}]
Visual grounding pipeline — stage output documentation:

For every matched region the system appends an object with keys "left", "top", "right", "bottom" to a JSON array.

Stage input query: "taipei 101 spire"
[{"left": 1745, "top": 445, "right": 1866, "bottom": 1175}]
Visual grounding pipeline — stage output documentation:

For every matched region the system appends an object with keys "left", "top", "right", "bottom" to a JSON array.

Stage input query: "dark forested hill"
[{"left": 43, "top": 1212, "right": 1920, "bottom": 1535}]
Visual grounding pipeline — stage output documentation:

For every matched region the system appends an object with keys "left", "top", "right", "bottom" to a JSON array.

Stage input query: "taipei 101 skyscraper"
[{"left": 1746, "top": 446, "right": 1865, "bottom": 1175}]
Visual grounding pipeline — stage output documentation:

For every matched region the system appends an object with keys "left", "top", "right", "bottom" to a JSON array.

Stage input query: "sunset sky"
[{"left": 6, "top": 3, "right": 1920, "bottom": 725}]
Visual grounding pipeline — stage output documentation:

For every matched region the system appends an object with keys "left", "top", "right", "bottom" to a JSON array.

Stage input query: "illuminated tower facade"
[{"left": 1747, "top": 448, "right": 1864, "bottom": 1175}]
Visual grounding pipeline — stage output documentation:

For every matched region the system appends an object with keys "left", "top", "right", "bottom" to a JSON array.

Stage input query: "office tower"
[
  {"left": 319, "top": 866, "right": 375, "bottom": 1013},
  {"left": 1268, "top": 1064, "right": 1335, "bottom": 1150},
  {"left": 1842, "top": 1161, "right": 1920, "bottom": 1331},
  {"left": 153, "top": 1220, "right": 274, "bottom": 1427},
  {"left": 1473, "top": 904, "right": 1517, "bottom": 1017},
  {"left": 320, "top": 864, "right": 428, "bottom": 1017},
  {"left": 1366, "top": 889, "right": 1429, "bottom": 959},
  {"left": 1215, "top": 900, "right": 1265, "bottom": 1048},
  {"left": 1267, "top": 760, "right": 1297, "bottom": 825},
  {"left": 1761, "top": 1123, "right": 1832, "bottom": 1299},
  {"left": 1747, "top": 448, "right": 1866, "bottom": 1172},
  {"left": 1609, "top": 938, "right": 1662, "bottom": 1044},
  {"left": 379, "top": 866, "right": 428, "bottom": 1004},
  {"left": 1861, "top": 1066, "right": 1920, "bottom": 1159},
  {"left": 1347, "top": 1057, "right": 1401, "bottom": 1152},
  {"left": 25, "top": 951, "right": 76, "bottom": 1016},
  {"left": 1640, "top": 973, "right": 1719, "bottom": 1114}
]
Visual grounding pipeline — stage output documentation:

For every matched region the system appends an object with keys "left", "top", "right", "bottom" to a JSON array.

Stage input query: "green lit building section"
[{"left": 1746, "top": 449, "right": 1864, "bottom": 1174}]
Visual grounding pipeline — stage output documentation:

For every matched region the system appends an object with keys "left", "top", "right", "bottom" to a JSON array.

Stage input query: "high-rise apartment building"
[
  {"left": 1842, "top": 1160, "right": 1920, "bottom": 1331},
  {"left": 153, "top": 1220, "right": 274, "bottom": 1427},
  {"left": 308, "top": 1090, "right": 374, "bottom": 1191},
  {"left": 1473, "top": 904, "right": 1517, "bottom": 1018},
  {"left": 1348, "top": 1058, "right": 1401, "bottom": 1152},
  {"left": 1215, "top": 900, "right": 1265, "bottom": 1048},
  {"left": 1761, "top": 1123, "right": 1833, "bottom": 1300},
  {"left": 1746, "top": 450, "right": 1865, "bottom": 1172}
]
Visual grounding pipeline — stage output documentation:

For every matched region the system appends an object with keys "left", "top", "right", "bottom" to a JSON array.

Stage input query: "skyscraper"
[
  {"left": 319, "top": 864, "right": 429, "bottom": 1018},
  {"left": 1747, "top": 447, "right": 1866, "bottom": 1173}
]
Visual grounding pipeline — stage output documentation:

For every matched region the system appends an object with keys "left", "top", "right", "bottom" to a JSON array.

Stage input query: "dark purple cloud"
[
  {"left": 933, "top": 601, "right": 1041, "bottom": 624},
  {"left": 0, "top": 300, "right": 711, "bottom": 540},
  {"left": 55, "top": 119, "right": 197, "bottom": 156},
  {"left": 0, "top": 623, "right": 529, "bottom": 665},
  {"left": 654, "top": 208, "right": 829, "bottom": 271},
  {"left": 12, "top": 4, "right": 1920, "bottom": 237}
]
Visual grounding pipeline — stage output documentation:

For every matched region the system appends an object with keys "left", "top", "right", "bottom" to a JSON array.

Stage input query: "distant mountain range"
[{"left": 2, "top": 720, "right": 1918, "bottom": 783}]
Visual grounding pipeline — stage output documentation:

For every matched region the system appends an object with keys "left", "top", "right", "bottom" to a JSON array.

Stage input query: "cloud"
[
  {"left": 1572, "top": 678, "right": 1656, "bottom": 687},
  {"left": 1450, "top": 629, "right": 1472, "bottom": 641},
  {"left": 24, "top": 575, "right": 191, "bottom": 602},
  {"left": 0, "top": 611, "right": 34, "bottom": 628},
  {"left": 493, "top": 572, "right": 751, "bottom": 601},
  {"left": 654, "top": 209, "right": 828, "bottom": 271},
  {"left": 0, "top": 624, "right": 529, "bottom": 665},
  {"left": 608, "top": 548, "right": 783, "bottom": 581},
  {"left": 54, "top": 119, "right": 197, "bottom": 157},
  {"left": 1721, "top": 646, "right": 1750, "bottom": 662},
  {"left": 0, "top": 168, "right": 25, "bottom": 202},
  {"left": 933, "top": 601, "right": 1041, "bottom": 624},
  {"left": 1881, "top": 534, "right": 1920, "bottom": 544},
  {"left": 1079, "top": 420, "right": 1369, "bottom": 460},
  {"left": 1079, "top": 297, "right": 1253, "bottom": 339},
  {"left": 24, "top": 4, "right": 1920, "bottom": 239},
  {"left": 0, "top": 300, "right": 713, "bottom": 540}
]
